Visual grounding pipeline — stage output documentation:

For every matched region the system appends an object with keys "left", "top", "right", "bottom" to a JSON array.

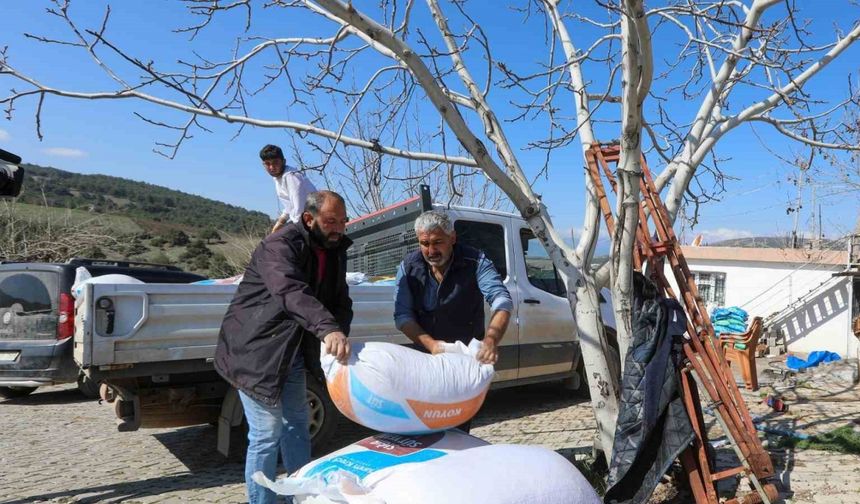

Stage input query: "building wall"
[{"left": 664, "top": 257, "right": 855, "bottom": 357}]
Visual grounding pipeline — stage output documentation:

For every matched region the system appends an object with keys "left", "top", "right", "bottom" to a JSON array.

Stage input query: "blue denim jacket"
[{"left": 393, "top": 251, "right": 513, "bottom": 331}]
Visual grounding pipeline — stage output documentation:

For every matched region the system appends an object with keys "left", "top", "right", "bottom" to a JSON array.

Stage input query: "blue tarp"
[{"left": 785, "top": 351, "right": 842, "bottom": 371}]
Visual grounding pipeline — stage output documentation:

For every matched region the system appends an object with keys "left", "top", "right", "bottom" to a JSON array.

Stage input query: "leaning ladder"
[{"left": 584, "top": 143, "right": 778, "bottom": 504}]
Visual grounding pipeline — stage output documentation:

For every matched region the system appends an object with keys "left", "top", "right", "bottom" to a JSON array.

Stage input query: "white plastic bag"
[
  {"left": 71, "top": 267, "right": 92, "bottom": 298},
  {"left": 71, "top": 268, "right": 143, "bottom": 298},
  {"left": 345, "top": 272, "right": 369, "bottom": 285},
  {"left": 321, "top": 340, "right": 494, "bottom": 434},
  {"left": 254, "top": 435, "right": 602, "bottom": 504}
]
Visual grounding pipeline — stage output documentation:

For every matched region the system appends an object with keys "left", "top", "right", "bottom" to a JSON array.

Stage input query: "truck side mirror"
[{"left": 0, "top": 148, "right": 24, "bottom": 198}]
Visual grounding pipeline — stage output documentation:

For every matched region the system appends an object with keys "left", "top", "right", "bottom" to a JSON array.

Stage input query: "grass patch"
[
  {"left": 7, "top": 202, "right": 142, "bottom": 233},
  {"left": 773, "top": 425, "right": 860, "bottom": 455}
]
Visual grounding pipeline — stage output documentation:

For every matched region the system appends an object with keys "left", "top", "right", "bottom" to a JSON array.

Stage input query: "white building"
[{"left": 665, "top": 246, "right": 858, "bottom": 358}]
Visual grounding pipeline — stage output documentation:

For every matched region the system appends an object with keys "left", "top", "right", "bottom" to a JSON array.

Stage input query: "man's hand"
[
  {"left": 324, "top": 331, "right": 350, "bottom": 365},
  {"left": 400, "top": 321, "right": 444, "bottom": 356},
  {"left": 270, "top": 217, "right": 286, "bottom": 234},
  {"left": 476, "top": 337, "right": 499, "bottom": 365},
  {"left": 427, "top": 339, "right": 447, "bottom": 355}
]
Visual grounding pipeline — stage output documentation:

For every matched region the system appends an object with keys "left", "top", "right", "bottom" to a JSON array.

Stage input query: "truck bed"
[
  {"left": 74, "top": 283, "right": 237, "bottom": 369},
  {"left": 73, "top": 281, "right": 522, "bottom": 380}
]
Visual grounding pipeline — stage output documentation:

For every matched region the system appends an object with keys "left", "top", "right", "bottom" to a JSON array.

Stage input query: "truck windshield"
[{"left": 0, "top": 271, "right": 58, "bottom": 314}]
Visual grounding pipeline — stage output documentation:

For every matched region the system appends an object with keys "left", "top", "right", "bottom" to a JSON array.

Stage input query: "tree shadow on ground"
[
  {"left": 2, "top": 470, "right": 246, "bottom": 504},
  {"left": 0, "top": 385, "right": 92, "bottom": 406}
]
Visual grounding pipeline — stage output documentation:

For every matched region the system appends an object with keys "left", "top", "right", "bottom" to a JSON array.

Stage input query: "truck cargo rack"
[{"left": 345, "top": 185, "right": 432, "bottom": 277}]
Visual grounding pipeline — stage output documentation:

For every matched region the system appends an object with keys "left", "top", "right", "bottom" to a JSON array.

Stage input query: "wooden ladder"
[{"left": 585, "top": 143, "right": 778, "bottom": 504}]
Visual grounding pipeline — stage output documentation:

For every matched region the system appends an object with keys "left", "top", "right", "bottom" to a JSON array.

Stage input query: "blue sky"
[{"left": 1, "top": 1, "right": 858, "bottom": 246}]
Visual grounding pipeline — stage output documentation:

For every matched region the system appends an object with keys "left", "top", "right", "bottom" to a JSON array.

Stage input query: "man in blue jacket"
[
  {"left": 215, "top": 190, "right": 351, "bottom": 504},
  {"left": 393, "top": 210, "right": 512, "bottom": 432}
]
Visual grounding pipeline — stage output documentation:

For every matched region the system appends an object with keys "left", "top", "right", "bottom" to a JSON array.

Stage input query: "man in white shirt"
[{"left": 261, "top": 144, "right": 317, "bottom": 234}]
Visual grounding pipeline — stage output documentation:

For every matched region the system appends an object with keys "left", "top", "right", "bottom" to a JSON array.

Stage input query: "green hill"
[
  {"left": 1, "top": 164, "right": 270, "bottom": 277},
  {"left": 19, "top": 163, "right": 271, "bottom": 233}
]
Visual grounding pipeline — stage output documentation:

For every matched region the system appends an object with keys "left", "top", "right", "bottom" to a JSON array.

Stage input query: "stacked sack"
[
  {"left": 254, "top": 340, "right": 602, "bottom": 503},
  {"left": 254, "top": 431, "right": 601, "bottom": 504},
  {"left": 321, "top": 339, "right": 494, "bottom": 433},
  {"left": 711, "top": 306, "right": 748, "bottom": 335}
]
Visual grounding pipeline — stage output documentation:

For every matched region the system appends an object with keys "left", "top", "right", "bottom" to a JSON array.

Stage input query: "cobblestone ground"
[{"left": 1, "top": 360, "right": 858, "bottom": 503}]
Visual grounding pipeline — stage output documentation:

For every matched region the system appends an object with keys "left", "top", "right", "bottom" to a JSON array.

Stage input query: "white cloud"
[
  {"left": 0, "top": 129, "right": 9, "bottom": 141},
  {"left": 43, "top": 147, "right": 88, "bottom": 158},
  {"left": 698, "top": 227, "right": 754, "bottom": 243}
]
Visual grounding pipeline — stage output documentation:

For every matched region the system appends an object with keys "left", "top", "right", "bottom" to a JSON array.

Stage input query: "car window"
[
  {"left": 0, "top": 271, "right": 58, "bottom": 314},
  {"left": 520, "top": 228, "right": 565, "bottom": 297},
  {"left": 454, "top": 220, "right": 507, "bottom": 279}
]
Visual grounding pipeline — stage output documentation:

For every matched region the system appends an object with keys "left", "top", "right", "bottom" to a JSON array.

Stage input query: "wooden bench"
[{"left": 719, "top": 316, "right": 763, "bottom": 391}]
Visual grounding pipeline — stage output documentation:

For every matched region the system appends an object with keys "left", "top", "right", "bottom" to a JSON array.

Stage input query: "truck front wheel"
[
  {"left": 219, "top": 377, "right": 338, "bottom": 458},
  {"left": 305, "top": 374, "right": 337, "bottom": 449}
]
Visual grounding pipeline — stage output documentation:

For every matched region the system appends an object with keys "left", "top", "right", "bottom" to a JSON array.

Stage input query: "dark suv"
[{"left": 0, "top": 258, "right": 205, "bottom": 399}]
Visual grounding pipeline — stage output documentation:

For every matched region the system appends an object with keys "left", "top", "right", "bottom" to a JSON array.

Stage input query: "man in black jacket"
[{"left": 215, "top": 190, "right": 352, "bottom": 504}]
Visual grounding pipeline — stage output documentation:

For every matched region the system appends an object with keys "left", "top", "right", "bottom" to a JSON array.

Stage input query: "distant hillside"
[
  {"left": 709, "top": 236, "right": 840, "bottom": 249},
  {"left": 19, "top": 164, "right": 271, "bottom": 233}
]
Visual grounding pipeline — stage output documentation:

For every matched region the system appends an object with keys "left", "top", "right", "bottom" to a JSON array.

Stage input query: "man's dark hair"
[
  {"left": 305, "top": 190, "right": 346, "bottom": 216},
  {"left": 259, "top": 144, "right": 284, "bottom": 161}
]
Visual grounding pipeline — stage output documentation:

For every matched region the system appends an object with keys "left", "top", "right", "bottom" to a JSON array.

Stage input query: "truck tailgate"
[{"left": 74, "top": 283, "right": 237, "bottom": 368}]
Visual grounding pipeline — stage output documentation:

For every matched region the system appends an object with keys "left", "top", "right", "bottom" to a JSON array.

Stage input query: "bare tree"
[
  {"left": 3, "top": 0, "right": 859, "bottom": 458},
  {"left": 312, "top": 102, "right": 508, "bottom": 215},
  {"left": 817, "top": 101, "right": 860, "bottom": 205}
]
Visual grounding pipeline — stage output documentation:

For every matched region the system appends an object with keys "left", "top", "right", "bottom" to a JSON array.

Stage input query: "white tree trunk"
[
  {"left": 543, "top": 0, "right": 622, "bottom": 460},
  {"left": 611, "top": 0, "right": 651, "bottom": 367}
]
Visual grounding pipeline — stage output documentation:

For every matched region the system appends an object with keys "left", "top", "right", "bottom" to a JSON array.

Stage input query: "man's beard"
[
  {"left": 311, "top": 222, "right": 342, "bottom": 249},
  {"left": 423, "top": 252, "right": 449, "bottom": 267}
]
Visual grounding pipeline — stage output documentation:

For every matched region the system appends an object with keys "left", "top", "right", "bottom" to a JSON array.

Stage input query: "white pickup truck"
[{"left": 74, "top": 186, "right": 615, "bottom": 454}]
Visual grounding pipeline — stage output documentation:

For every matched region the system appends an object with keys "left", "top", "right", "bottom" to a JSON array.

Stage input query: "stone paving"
[{"left": 1, "top": 359, "right": 858, "bottom": 503}]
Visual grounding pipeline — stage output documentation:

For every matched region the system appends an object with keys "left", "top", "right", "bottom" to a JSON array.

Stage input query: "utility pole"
[
  {"left": 810, "top": 185, "right": 817, "bottom": 249},
  {"left": 791, "top": 168, "right": 805, "bottom": 249}
]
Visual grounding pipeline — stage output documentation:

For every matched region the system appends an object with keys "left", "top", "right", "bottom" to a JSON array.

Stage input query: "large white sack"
[
  {"left": 255, "top": 437, "right": 602, "bottom": 504},
  {"left": 367, "top": 444, "right": 602, "bottom": 504},
  {"left": 254, "top": 430, "right": 488, "bottom": 503},
  {"left": 71, "top": 267, "right": 144, "bottom": 298},
  {"left": 321, "top": 339, "right": 494, "bottom": 434}
]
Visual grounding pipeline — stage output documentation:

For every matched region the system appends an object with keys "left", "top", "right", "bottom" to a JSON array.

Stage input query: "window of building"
[
  {"left": 454, "top": 220, "right": 507, "bottom": 279},
  {"left": 520, "top": 228, "right": 565, "bottom": 297},
  {"left": 692, "top": 271, "right": 726, "bottom": 306}
]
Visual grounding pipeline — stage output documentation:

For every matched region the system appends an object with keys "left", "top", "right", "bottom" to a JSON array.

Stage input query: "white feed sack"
[
  {"left": 254, "top": 432, "right": 601, "bottom": 504},
  {"left": 320, "top": 339, "right": 494, "bottom": 434},
  {"left": 71, "top": 267, "right": 143, "bottom": 299}
]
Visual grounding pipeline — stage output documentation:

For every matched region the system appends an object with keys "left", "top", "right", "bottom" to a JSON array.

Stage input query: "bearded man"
[
  {"left": 392, "top": 209, "right": 512, "bottom": 433},
  {"left": 215, "top": 190, "right": 352, "bottom": 504}
]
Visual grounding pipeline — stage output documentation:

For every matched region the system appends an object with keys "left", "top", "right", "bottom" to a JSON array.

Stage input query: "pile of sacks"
[
  {"left": 255, "top": 340, "right": 601, "bottom": 504},
  {"left": 711, "top": 306, "right": 748, "bottom": 335}
]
